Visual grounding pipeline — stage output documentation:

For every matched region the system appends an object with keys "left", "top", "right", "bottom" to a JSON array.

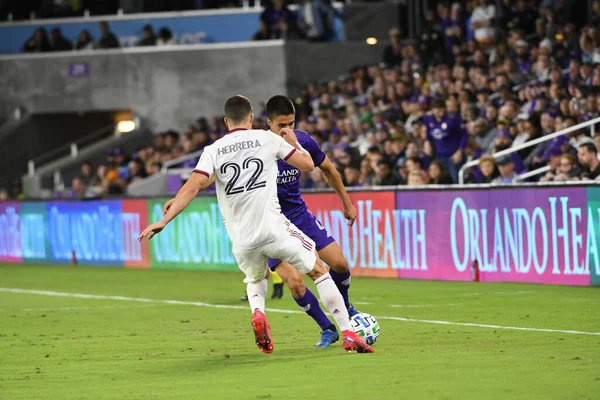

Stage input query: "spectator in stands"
[
  {"left": 98, "top": 21, "right": 120, "bottom": 49},
  {"left": 420, "top": 9, "right": 444, "bottom": 66},
  {"left": 471, "top": 0, "right": 497, "bottom": 46},
  {"left": 260, "top": 0, "right": 296, "bottom": 40},
  {"left": 554, "top": 154, "right": 581, "bottom": 181},
  {"left": 478, "top": 155, "right": 499, "bottom": 183},
  {"left": 343, "top": 166, "right": 361, "bottom": 187},
  {"left": 373, "top": 159, "right": 399, "bottom": 186},
  {"left": 578, "top": 143, "right": 600, "bottom": 180},
  {"left": 383, "top": 27, "right": 403, "bottom": 66},
  {"left": 50, "top": 27, "right": 72, "bottom": 51},
  {"left": 592, "top": 0, "right": 600, "bottom": 27},
  {"left": 508, "top": 0, "right": 538, "bottom": 35},
  {"left": 424, "top": 98, "right": 467, "bottom": 183},
  {"left": 579, "top": 28, "right": 600, "bottom": 64},
  {"left": 157, "top": 27, "right": 176, "bottom": 46},
  {"left": 103, "top": 169, "right": 125, "bottom": 195},
  {"left": 138, "top": 24, "right": 157, "bottom": 46},
  {"left": 148, "top": 162, "right": 162, "bottom": 176},
  {"left": 75, "top": 29, "right": 94, "bottom": 50},
  {"left": 492, "top": 156, "right": 517, "bottom": 184},
  {"left": 22, "top": 28, "right": 51, "bottom": 52},
  {"left": 0, "top": 189, "right": 8, "bottom": 201},
  {"left": 439, "top": 3, "right": 462, "bottom": 57},
  {"left": 297, "top": 0, "right": 336, "bottom": 42},
  {"left": 407, "top": 170, "right": 426, "bottom": 186},
  {"left": 253, "top": 22, "right": 270, "bottom": 41},
  {"left": 427, "top": 161, "right": 452, "bottom": 184},
  {"left": 71, "top": 177, "right": 100, "bottom": 199},
  {"left": 539, "top": 147, "right": 563, "bottom": 182},
  {"left": 128, "top": 158, "right": 148, "bottom": 183},
  {"left": 80, "top": 161, "right": 94, "bottom": 186}
]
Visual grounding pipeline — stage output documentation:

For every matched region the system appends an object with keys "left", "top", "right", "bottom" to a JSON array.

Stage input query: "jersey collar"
[{"left": 226, "top": 128, "right": 248, "bottom": 135}]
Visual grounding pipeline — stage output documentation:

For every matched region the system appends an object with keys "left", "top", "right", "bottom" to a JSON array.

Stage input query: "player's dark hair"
[
  {"left": 266, "top": 95, "right": 295, "bottom": 121},
  {"left": 224, "top": 95, "right": 253, "bottom": 125},
  {"left": 581, "top": 142, "right": 598, "bottom": 154}
]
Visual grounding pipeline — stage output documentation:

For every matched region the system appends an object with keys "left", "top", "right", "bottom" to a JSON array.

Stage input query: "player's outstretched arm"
[
  {"left": 138, "top": 172, "right": 210, "bottom": 241},
  {"left": 162, "top": 174, "right": 215, "bottom": 215},
  {"left": 318, "top": 156, "right": 356, "bottom": 226},
  {"left": 280, "top": 128, "right": 314, "bottom": 172}
]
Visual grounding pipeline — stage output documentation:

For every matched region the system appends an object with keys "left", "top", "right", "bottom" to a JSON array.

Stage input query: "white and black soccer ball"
[{"left": 350, "top": 313, "right": 380, "bottom": 345}]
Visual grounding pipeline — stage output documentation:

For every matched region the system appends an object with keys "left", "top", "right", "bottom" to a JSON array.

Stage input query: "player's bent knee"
[
  {"left": 328, "top": 259, "right": 349, "bottom": 273},
  {"left": 307, "top": 261, "right": 327, "bottom": 280}
]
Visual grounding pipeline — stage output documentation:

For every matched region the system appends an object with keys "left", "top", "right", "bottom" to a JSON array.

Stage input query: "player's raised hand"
[
  {"left": 138, "top": 220, "right": 167, "bottom": 242},
  {"left": 279, "top": 128, "right": 298, "bottom": 144},
  {"left": 344, "top": 204, "right": 357, "bottom": 226},
  {"left": 162, "top": 198, "right": 176, "bottom": 216}
]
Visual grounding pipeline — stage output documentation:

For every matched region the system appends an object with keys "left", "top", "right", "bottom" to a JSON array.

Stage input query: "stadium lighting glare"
[
  {"left": 117, "top": 120, "right": 136, "bottom": 133},
  {"left": 366, "top": 37, "right": 378, "bottom": 45}
]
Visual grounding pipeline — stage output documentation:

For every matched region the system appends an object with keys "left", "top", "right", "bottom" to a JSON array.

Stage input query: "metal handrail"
[
  {"left": 27, "top": 124, "right": 115, "bottom": 175},
  {"left": 161, "top": 149, "right": 203, "bottom": 172},
  {"left": 458, "top": 115, "right": 600, "bottom": 184},
  {"left": 515, "top": 165, "right": 551, "bottom": 182}
]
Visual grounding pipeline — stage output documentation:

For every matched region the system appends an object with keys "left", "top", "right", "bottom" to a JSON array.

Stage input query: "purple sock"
[
  {"left": 329, "top": 269, "right": 351, "bottom": 308},
  {"left": 294, "top": 288, "right": 333, "bottom": 331}
]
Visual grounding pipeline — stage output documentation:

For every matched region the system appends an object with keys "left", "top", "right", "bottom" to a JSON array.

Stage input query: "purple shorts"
[{"left": 268, "top": 212, "right": 335, "bottom": 270}]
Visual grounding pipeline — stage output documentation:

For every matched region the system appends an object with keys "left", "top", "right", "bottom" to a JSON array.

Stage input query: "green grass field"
[{"left": 0, "top": 265, "right": 599, "bottom": 400}]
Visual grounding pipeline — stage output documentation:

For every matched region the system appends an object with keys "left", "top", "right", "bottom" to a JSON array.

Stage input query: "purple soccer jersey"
[
  {"left": 268, "top": 130, "right": 333, "bottom": 269},
  {"left": 277, "top": 130, "right": 326, "bottom": 222}
]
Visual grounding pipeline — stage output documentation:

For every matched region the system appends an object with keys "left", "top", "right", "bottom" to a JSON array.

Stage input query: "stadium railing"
[
  {"left": 127, "top": 149, "right": 204, "bottom": 197},
  {"left": 160, "top": 149, "right": 204, "bottom": 173},
  {"left": 458, "top": 115, "right": 600, "bottom": 185}
]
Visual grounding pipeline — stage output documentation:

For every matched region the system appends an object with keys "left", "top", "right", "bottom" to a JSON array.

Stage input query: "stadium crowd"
[
  {"left": 7, "top": 0, "right": 600, "bottom": 199},
  {"left": 62, "top": 0, "right": 600, "bottom": 199}
]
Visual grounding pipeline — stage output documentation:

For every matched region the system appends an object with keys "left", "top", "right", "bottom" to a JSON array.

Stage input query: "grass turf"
[{"left": 0, "top": 264, "right": 599, "bottom": 400}]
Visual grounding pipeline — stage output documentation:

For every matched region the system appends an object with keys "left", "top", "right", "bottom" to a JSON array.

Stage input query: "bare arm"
[
  {"left": 138, "top": 172, "right": 210, "bottom": 241},
  {"left": 163, "top": 174, "right": 215, "bottom": 215},
  {"left": 280, "top": 128, "right": 314, "bottom": 172},
  {"left": 319, "top": 156, "right": 356, "bottom": 226}
]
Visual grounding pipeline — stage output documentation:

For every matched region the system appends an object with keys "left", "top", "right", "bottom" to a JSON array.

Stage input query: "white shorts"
[{"left": 234, "top": 224, "right": 317, "bottom": 284}]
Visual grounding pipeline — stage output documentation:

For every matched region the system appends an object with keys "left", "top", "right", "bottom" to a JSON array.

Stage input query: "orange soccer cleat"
[
  {"left": 342, "top": 330, "right": 375, "bottom": 353},
  {"left": 251, "top": 310, "right": 274, "bottom": 354}
]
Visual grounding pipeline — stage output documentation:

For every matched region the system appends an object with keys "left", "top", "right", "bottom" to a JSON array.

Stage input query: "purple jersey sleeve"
[{"left": 299, "top": 131, "right": 326, "bottom": 167}]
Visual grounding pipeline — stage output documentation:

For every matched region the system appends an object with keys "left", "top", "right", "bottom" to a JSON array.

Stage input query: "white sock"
[
  {"left": 314, "top": 273, "right": 352, "bottom": 331},
  {"left": 246, "top": 279, "right": 268, "bottom": 313}
]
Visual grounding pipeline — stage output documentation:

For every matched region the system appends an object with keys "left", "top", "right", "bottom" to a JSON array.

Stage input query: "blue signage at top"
[{"left": 0, "top": 7, "right": 343, "bottom": 54}]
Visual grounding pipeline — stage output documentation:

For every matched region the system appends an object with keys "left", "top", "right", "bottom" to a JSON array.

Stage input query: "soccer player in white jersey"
[{"left": 138, "top": 95, "right": 374, "bottom": 354}]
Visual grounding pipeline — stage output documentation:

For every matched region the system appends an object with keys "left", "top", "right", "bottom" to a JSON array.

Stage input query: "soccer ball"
[{"left": 350, "top": 313, "right": 380, "bottom": 345}]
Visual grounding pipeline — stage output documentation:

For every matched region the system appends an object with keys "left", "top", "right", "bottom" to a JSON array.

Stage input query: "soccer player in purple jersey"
[{"left": 264, "top": 95, "right": 360, "bottom": 348}]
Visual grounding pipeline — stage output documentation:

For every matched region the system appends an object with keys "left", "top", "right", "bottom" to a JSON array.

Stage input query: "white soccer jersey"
[{"left": 194, "top": 128, "right": 296, "bottom": 250}]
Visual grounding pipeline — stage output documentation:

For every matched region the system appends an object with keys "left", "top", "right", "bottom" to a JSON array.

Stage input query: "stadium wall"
[
  {"left": 0, "top": 41, "right": 287, "bottom": 131},
  {"left": 1, "top": 186, "right": 599, "bottom": 286}
]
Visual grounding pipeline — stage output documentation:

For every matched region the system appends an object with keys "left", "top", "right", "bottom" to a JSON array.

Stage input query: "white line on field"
[
  {"left": 0, "top": 304, "right": 157, "bottom": 312},
  {"left": 21, "top": 304, "right": 157, "bottom": 312},
  {"left": 353, "top": 301, "right": 372, "bottom": 305},
  {"left": 390, "top": 303, "right": 463, "bottom": 308},
  {"left": 1, "top": 287, "right": 599, "bottom": 337}
]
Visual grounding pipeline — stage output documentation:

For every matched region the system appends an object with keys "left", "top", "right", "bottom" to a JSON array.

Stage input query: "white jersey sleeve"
[
  {"left": 193, "top": 146, "right": 215, "bottom": 177},
  {"left": 268, "top": 132, "right": 297, "bottom": 161}
]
